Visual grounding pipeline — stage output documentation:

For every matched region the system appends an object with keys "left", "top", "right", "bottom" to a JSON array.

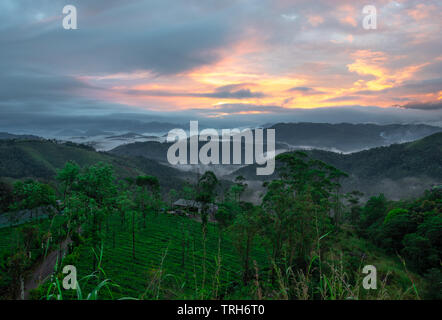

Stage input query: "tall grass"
[{"left": 44, "top": 245, "right": 124, "bottom": 300}]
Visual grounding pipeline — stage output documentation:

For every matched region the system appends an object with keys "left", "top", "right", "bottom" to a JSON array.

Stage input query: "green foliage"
[
  {"left": 0, "top": 139, "right": 189, "bottom": 192},
  {"left": 229, "top": 203, "right": 264, "bottom": 285},
  {"left": 381, "top": 209, "right": 416, "bottom": 251},
  {"left": 384, "top": 208, "right": 409, "bottom": 225},
  {"left": 136, "top": 175, "right": 160, "bottom": 193},
  {"left": 0, "top": 214, "right": 66, "bottom": 298},
  {"left": 63, "top": 213, "right": 266, "bottom": 299},
  {"left": 423, "top": 268, "right": 442, "bottom": 299},
  {"left": 344, "top": 190, "right": 364, "bottom": 224},
  {"left": 401, "top": 234, "right": 438, "bottom": 273},
  {"left": 259, "top": 152, "right": 343, "bottom": 273},
  {"left": 56, "top": 160, "right": 80, "bottom": 201},
  {"left": 354, "top": 188, "right": 441, "bottom": 279},
  {"left": 0, "top": 154, "right": 439, "bottom": 300},
  {"left": 216, "top": 201, "right": 239, "bottom": 230},
  {"left": 231, "top": 132, "right": 442, "bottom": 199},
  {"left": 359, "top": 194, "right": 388, "bottom": 233},
  {"left": 196, "top": 171, "right": 218, "bottom": 204},
  {"left": 0, "top": 179, "right": 13, "bottom": 213},
  {"left": 10, "top": 180, "right": 56, "bottom": 219}
]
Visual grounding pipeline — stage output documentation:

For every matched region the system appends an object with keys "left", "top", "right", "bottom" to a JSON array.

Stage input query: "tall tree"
[
  {"left": 195, "top": 171, "right": 218, "bottom": 294},
  {"left": 261, "top": 152, "right": 346, "bottom": 278},
  {"left": 230, "top": 203, "right": 263, "bottom": 285},
  {"left": 76, "top": 163, "right": 117, "bottom": 270},
  {"left": 0, "top": 179, "right": 13, "bottom": 213},
  {"left": 11, "top": 180, "right": 56, "bottom": 221},
  {"left": 136, "top": 175, "right": 161, "bottom": 226},
  {"left": 56, "top": 161, "right": 80, "bottom": 203}
]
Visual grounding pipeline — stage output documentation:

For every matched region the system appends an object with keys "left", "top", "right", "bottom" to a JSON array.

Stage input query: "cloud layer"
[{"left": 0, "top": 0, "right": 441, "bottom": 129}]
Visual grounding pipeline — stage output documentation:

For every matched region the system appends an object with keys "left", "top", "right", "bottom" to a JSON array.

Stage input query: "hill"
[
  {"left": 109, "top": 123, "right": 441, "bottom": 165},
  {"left": 0, "top": 139, "right": 192, "bottom": 190},
  {"left": 109, "top": 137, "right": 286, "bottom": 165},
  {"left": 0, "top": 132, "right": 42, "bottom": 141},
  {"left": 230, "top": 132, "right": 442, "bottom": 199},
  {"left": 110, "top": 140, "right": 171, "bottom": 163},
  {"left": 3, "top": 204, "right": 424, "bottom": 300},
  {"left": 269, "top": 122, "right": 441, "bottom": 152}
]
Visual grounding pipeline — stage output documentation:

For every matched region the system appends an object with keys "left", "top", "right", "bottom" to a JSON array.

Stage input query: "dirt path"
[{"left": 23, "top": 237, "right": 72, "bottom": 300}]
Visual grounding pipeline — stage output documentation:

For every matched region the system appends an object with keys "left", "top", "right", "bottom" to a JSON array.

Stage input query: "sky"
[{"left": 0, "top": 0, "right": 441, "bottom": 131}]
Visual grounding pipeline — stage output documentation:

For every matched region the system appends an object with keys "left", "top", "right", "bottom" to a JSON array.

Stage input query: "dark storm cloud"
[
  {"left": 399, "top": 78, "right": 442, "bottom": 94},
  {"left": 399, "top": 101, "right": 442, "bottom": 111},
  {"left": 0, "top": 0, "right": 241, "bottom": 76},
  {"left": 209, "top": 85, "right": 265, "bottom": 99},
  {"left": 0, "top": 67, "right": 97, "bottom": 103},
  {"left": 199, "top": 89, "right": 265, "bottom": 99},
  {"left": 287, "top": 87, "right": 323, "bottom": 95},
  {"left": 194, "top": 103, "right": 285, "bottom": 115},
  {"left": 124, "top": 88, "right": 265, "bottom": 99},
  {"left": 288, "top": 87, "right": 313, "bottom": 92},
  {"left": 323, "top": 96, "right": 361, "bottom": 102},
  {"left": 0, "top": 0, "right": 247, "bottom": 121},
  {"left": 0, "top": 0, "right": 440, "bottom": 131}
]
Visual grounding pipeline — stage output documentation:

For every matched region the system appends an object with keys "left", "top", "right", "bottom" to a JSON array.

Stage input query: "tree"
[
  {"left": 181, "top": 181, "right": 196, "bottom": 201},
  {"left": 131, "top": 207, "right": 137, "bottom": 260},
  {"left": 196, "top": 171, "right": 219, "bottom": 227},
  {"left": 21, "top": 225, "right": 40, "bottom": 252},
  {"left": 381, "top": 208, "right": 416, "bottom": 251},
  {"left": 167, "top": 189, "right": 178, "bottom": 209},
  {"left": 259, "top": 152, "right": 344, "bottom": 287},
  {"left": 231, "top": 175, "right": 247, "bottom": 202},
  {"left": 216, "top": 201, "right": 239, "bottom": 232},
  {"left": 195, "top": 171, "right": 218, "bottom": 294},
  {"left": 11, "top": 180, "right": 56, "bottom": 221},
  {"left": 417, "top": 214, "right": 442, "bottom": 255},
  {"left": 359, "top": 194, "right": 388, "bottom": 238},
  {"left": 76, "top": 163, "right": 117, "bottom": 270},
  {"left": 136, "top": 175, "right": 160, "bottom": 193},
  {"left": 401, "top": 233, "right": 438, "bottom": 273},
  {"left": 56, "top": 161, "right": 80, "bottom": 203},
  {"left": 230, "top": 203, "right": 263, "bottom": 285},
  {"left": 423, "top": 268, "right": 442, "bottom": 299},
  {"left": 261, "top": 179, "right": 293, "bottom": 270},
  {"left": 344, "top": 190, "right": 364, "bottom": 224},
  {"left": 135, "top": 175, "right": 161, "bottom": 226},
  {"left": 0, "top": 179, "right": 13, "bottom": 213},
  {"left": 115, "top": 191, "right": 136, "bottom": 258},
  {"left": 7, "top": 250, "right": 29, "bottom": 299}
]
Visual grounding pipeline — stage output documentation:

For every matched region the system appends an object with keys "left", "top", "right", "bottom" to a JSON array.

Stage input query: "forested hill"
[
  {"left": 269, "top": 122, "right": 441, "bottom": 152},
  {"left": 0, "top": 132, "right": 42, "bottom": 140},
  {"left": 109, "top": 123, "right": 441, "bottom": 161},
  {"left": 110, "top": 140, "right": 171, "bottom": 163},
  {"left": 0, "top": 139, "right": 191, "bottom": 189},
  {"left": 231, "top": 132, "right": 442, "bottom": 199}
]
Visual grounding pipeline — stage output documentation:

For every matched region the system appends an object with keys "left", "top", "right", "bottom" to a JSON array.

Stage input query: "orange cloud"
[
  {"left": 307, "top": 15, "right": 324, "bottom": 27},
  {"left": 77, "top": 15, "right": 439, "bottom": 116},
  {"left": 407, "top": 3, "right": 436, "bottom": 21},
  {"left": 347, "top": 50, "right": 428, "bottom": 92},
  {"left": 336, "top": 5, "right": 357, "bottom": 27}
]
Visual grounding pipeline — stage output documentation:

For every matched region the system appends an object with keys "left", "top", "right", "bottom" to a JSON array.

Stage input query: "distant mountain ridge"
[
  {"left": 0, "top": 131, "right": 440, "bottom": 199},
  {"left": 230, "top": 132, "right": 442, "bottom": 199},
  {"left": 0, "top": 132, "right": 42, "bottom": 141},
  {"left": 269, "top": 122, "right": 441, "bottom": 152},
  {"left": 55, "top": 121, "right": 186, "bottom": 137},
  {"left": 108, "top": 123, "right": 441, "bottom": 167}
]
